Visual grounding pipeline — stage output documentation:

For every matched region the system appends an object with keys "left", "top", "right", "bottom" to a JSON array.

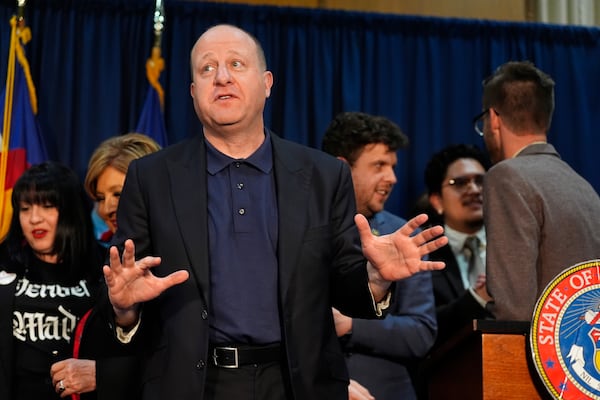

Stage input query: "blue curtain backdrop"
[{"left": 1, "top": 0, "right": 599, "bottom": 217}]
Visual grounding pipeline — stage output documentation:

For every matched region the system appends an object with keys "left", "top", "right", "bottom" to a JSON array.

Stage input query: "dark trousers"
[{"left": 204, "top": 361, "right": 292, "bottom": 400}]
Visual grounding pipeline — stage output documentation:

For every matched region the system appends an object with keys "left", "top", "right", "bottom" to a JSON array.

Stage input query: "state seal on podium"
[{"left": 530, "top": 259, "right": 600, "bottom": 399}]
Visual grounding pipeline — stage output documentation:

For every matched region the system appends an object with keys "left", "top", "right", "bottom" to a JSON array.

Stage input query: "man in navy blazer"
[
  {"left": 102, "top": 24, "right": 447, "bottom": 400},
  {"left": 323, "top": 111, "right": 436, "bottom": 400}
]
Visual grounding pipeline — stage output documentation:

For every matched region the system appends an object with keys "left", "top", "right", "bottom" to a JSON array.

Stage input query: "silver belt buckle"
[{"left": 212, "top": 346, "right": 239, "bottom": 368}]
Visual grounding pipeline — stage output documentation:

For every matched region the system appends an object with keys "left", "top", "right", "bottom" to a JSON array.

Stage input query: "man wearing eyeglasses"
[
  {"left": 473, "top": 61, "right": 600, "bottom": 322},
  {"left": 423, "top": 144, "right": 494, "bottom": 348}
]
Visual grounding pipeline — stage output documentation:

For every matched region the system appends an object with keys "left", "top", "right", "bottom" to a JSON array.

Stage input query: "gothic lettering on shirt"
[
  {"left": 13, "top": 305, "right": 77, "bottom": 342},
  {"left": 12, "top": 278, "right": 92, "bottom": 343},
  {"left": 15, "top": 278, "right": 91, "bottom": 298}
]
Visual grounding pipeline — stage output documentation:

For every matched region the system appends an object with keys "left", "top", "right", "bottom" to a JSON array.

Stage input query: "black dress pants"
[{"left": 204, "top": 361, "right": 292, "bottom": 400}]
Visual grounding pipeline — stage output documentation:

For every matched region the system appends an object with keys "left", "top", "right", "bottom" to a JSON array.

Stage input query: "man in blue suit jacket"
[
  {"left": 323, "top": 111, "right": 436, "bottom": 400},
  {"left": 102, "top": 24, "right": 447, "bottom": 400}
]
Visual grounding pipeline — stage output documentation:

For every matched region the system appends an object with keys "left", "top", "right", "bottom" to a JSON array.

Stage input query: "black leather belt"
[{"left": 210, "top": 343, "right": 281, "bottom": 368}]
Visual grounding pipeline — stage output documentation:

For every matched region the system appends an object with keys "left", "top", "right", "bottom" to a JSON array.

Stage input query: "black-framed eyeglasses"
[
  {"left": 472, "top": 108, "right": 499, "bottom": 137},
  {"left": 443, "top": 174, "right": 485, "bottom": 192}
]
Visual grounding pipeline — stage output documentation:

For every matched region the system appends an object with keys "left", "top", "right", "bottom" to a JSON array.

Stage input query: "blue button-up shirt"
[{"left": 205, "top": 131, "right": 280, "bottom": 344}]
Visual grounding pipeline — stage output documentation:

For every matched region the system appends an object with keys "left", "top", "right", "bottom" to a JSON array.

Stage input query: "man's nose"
[
  {"left": 215, "top": 65, "right": 232, "bottom": 84},
  {"left": 465, "top": 178, "right": 483, "bottom": 193},
  {"left": 384, "top": 168, "right": 397, "bottom": 185}
]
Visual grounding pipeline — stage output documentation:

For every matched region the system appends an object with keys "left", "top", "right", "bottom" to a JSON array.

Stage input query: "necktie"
[{"left": 464, "top": 236, "right": 485, "bottom": 287}]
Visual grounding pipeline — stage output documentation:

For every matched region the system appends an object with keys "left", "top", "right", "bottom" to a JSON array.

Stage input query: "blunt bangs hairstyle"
[{"left": 7, "top": 161, "right": 100, "bottom": 279}]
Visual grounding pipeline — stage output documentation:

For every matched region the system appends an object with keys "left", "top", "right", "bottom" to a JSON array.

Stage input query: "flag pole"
[
  {"left": 147, "top": 0, "right": 165, "bottom": 109},
  {"left": 0, "top": 0, "right": 42, "bottom": 239},
  {"left": 0, "top": 1, "right": 27, "bottom": 233},
  {"left": 153, "top": 0, "right": 165, "bottom": 48}
]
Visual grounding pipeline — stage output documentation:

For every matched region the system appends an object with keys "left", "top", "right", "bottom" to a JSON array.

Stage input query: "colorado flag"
[{"left": 0, "top": 16, "right": 48, "bottom": 239}]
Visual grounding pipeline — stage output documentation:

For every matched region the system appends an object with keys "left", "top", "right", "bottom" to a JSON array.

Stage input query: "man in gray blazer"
[
  {"left": 101, "top": 24, "right": 448, "bottom": 400},
  {"left": 474, "top": 60, "right": 600, "bottom": 321}
]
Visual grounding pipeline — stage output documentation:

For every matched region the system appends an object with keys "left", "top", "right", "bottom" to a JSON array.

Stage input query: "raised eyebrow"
[
  {"left": 226, "top": 49, "right": 248, "bottom": 60},
  {"left": 198, "top": 51, "right": 215, "bottom": 61},
  {"left": 194, "top": 52, "right": 217, "bottom": 69},
  {"left": 197, "top": 50, "right": 247, "bottom": 63}
]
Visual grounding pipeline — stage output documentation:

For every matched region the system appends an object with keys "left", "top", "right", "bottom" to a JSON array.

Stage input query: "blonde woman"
[{"left": 85, "top": 133, "right": 161, "bottom": 244}]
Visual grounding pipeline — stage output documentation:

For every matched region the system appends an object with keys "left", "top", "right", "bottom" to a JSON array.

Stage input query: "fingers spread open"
[
  {"left": 413, "top": 225, "right": 445, "bottom": 247},
  {"left": 397, "top": 213, "right": 430, "bottom": 236},
  {"left": 418, "top": 236, "right": 449, "bottom": 257},
  {"left": 161, "top": 270, "right": 190, "bottom": 289}
]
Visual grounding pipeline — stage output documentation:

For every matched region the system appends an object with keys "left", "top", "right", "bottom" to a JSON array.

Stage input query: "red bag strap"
[{"left": 71, "top": 308, "right": 93, "bottom": 400}]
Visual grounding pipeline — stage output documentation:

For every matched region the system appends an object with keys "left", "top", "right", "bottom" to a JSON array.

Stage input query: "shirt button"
[
  {"left": 238, "top": 208, "right": 245, "bottom": 215},
  {"left": 196, "top": 360, "right": 205, "bottom": 369},
  {"left": 235, "top": 162, "right": 241, "bottom": 168},
  {"left": 236, "top": 183, "right": 244, "bottom": 190},
  {"left": 201, "top": 309, "right": 208, "bottom": 320}
]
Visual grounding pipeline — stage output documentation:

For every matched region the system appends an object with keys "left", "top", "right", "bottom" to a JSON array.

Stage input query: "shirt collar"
[
  {"left": 511, "top": 141, "right": 547, "bottom": 158},
  {"left": 444, "top": 224, "right": 486, "bottom": 254},
  {"left": 206, "top": 130, "right": 273, "bottom": 175}
]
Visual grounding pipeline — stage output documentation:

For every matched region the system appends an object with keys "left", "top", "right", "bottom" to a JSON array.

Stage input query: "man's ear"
[
  {"left": 337, "top": 156, "right": 349, "bottom": 165},
  {"left": 489, "top": 108, "right": 501, "bottom": 134},
  {"left": 429, "top": 193, "right": 443, "bottom": 215}
]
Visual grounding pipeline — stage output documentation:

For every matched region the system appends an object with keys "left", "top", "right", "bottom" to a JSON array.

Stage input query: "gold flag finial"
[{"left": 146, "top": 0, "right": 165, "bottom": 108}]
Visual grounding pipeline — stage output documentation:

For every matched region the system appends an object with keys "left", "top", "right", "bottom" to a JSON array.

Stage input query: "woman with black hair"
[{"left": 0, "top": 161, "right": 133, "bottom": 400}]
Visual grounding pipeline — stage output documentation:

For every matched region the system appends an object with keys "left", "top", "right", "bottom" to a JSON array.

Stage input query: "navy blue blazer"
[
  {"left": 429, "top": 244, "right": 492, "bottom": 347},
  {"left": 341, "top": 211, "right": 436, "bottom": 400},
  {"left": 112, "top": 131, "right": 382, "bottom": 400}
]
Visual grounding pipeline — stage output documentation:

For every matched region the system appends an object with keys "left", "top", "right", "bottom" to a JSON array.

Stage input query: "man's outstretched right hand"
[{"left": 102, "top": 239, "right": 189, "bottom": 328}]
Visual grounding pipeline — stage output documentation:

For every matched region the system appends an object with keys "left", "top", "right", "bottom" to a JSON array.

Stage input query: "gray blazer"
[{"left": 484, "top": 143, "right": 600, "bottom": 321}]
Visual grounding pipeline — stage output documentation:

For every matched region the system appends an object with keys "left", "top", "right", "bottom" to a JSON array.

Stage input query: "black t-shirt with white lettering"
[{"left": 12, "top": 254, "right": 98, "bottom": 400}]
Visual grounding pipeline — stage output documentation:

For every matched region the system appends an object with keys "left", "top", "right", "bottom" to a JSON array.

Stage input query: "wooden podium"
[{"left": 422, "top": 320, "right": 552, "bottom": 400}]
